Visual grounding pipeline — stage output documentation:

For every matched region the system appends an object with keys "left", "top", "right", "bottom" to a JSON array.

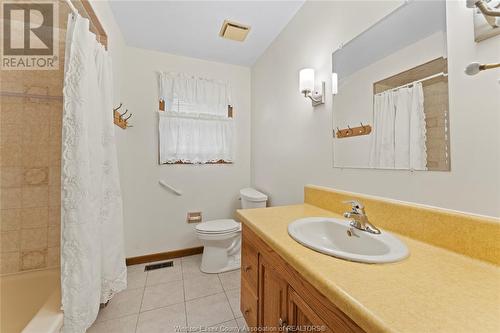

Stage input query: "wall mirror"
[{"left": 332, "top": 0, "right": 450, "bottom": 171}]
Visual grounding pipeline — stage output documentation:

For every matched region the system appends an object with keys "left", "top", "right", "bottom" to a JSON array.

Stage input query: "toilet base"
[
  {"left": 199, "top": 235, "right": 241, "bottom": 274},
  {"left": 201, "top": 252, "right": 240, "bottom": 274}
]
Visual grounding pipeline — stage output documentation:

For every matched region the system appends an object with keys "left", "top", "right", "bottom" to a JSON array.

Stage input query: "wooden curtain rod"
[{"left": 158, "top": 99, "right": 234, "bottom": 118}]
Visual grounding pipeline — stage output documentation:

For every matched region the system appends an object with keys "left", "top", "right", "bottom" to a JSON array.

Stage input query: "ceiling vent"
[{"left": 219, "top": 19, "right": 251, "bottom": 42}]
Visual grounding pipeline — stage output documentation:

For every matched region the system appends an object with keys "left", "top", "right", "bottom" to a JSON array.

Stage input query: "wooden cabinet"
[
  {"left": 241, "top": 225, "right": 365, "bottom": 333},
  {"left": 288, "top": 287, "right": 332, "bottom": 333},
  {"left": 258, "top": 256, "right": 287, "bottom": 331}
]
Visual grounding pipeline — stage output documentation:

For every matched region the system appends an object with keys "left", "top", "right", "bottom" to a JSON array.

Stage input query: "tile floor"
[{"left": 88, "top": 254, "right": 248, "bottom": 333}]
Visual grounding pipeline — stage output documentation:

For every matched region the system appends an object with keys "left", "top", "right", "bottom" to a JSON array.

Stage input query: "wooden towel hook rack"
[
  {"left": 335, "top": 123, "right": 372, "bottom": 139},
  {"left": 113, "top": 103, "right": 132, "bottom": 129}
]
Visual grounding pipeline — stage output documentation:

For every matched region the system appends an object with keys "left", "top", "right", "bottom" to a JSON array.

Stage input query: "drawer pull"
[
  {"left": 244, "top": 265, "right": 252, "bottom": 272},
  {"left": 244, "top": 309, "right": 251, "bottom": 315},
  {"left": 279, "top": 318, "right": 291, "bottom": 332}
]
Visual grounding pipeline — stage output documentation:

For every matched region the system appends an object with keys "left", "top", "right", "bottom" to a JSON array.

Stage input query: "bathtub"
[{"left": 0, "top": 268, "right": 63, "bottom": 333}]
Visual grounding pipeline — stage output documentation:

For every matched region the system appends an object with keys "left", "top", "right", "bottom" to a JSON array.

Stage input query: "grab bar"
[{"left": 159, "top": 180, "right": 182, "bottom": 196}]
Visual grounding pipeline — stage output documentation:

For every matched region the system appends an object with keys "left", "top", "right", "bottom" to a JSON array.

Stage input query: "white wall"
[
  {"left": 90, "top": 0, "right": 126, "bottom": 106},
  {"left": 251, "top": 0, "right": 500, "bottom": 217},
  {"left": 93, "top": 1, "right": 251, "bottom": 257},
  {"left": 117, "top": 47, "right": 251, "bottom": 257}
]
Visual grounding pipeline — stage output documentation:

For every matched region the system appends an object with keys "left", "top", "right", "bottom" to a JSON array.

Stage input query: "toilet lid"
[{"left": 196, "top": 219, "right": 240, "bottom": 234}]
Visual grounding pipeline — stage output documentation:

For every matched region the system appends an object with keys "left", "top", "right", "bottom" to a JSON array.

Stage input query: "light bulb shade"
[
  {"left": 332, "top": 73, "right": 338, "bottom": 95},
  {"left": 299, "top": 68, "right": 315, "bottom": 93},
  {"left": 465, "top": 0, "right": 477, "bottom": 8},
  {"left": 465, "top": 62, "right": 481, "bottom": 75}
]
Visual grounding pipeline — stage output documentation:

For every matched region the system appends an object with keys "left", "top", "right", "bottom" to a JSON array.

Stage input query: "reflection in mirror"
[{"left": 332, "top": 0, "right": 450, "bottom": 171}]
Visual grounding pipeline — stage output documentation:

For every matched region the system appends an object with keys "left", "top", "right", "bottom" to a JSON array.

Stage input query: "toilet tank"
[{"left": 240, "top": 188, "right": 268, "bottom": 209}]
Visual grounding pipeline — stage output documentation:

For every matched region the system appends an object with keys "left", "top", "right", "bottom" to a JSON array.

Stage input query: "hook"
[
  {"left": 347, "top": 125, "right": 352, "bottom": 135},
  {"left": 123, "top": 113, "right": 132, "bottom": 121},
  {"left": 113, "top": 103, "right": 123, "bottom": 112},
  {"left": 120, "top": 109, "right": 129, "bottom": 117}
]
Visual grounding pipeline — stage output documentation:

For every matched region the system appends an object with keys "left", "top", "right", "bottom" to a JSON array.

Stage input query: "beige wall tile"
[
  {"left": 47, "top": 246, "right": 60, "bottom": 268},
  {"left": 1, "top": 209, "right": 21, "bottom": 231},
  {"left": 1, "top": 123, "right": 22, "bottom": 146},
  {"left": 23, "top": 114, "right": 50, "bottom": 146},
  {"left": 49, "top": 143, "right": 61, "bottom": 167},
  {"left": 1, "top": 188, "right": 22, "bottom": 209},
  {"left": 21, "top": 207, "right": 49, "bottom": 229},
  {"left": 50, "top": 107, "right": 62, "bottom": 136},
  {"left": 49, "top": 108, "right": 62, "bottom": 142},
  {"left": 22, "top": 186, "right": 49, "bottom": 208},
  {"left": 1, "top": 167, "right": 23, "bottom": 187},
  {"left": 0, "top": 144, "right": 22, "bottom": 167},
  {"left": 23, "top": 167, "right": 49, "bottom": 186},
  {"left": 1, "top": 26, "right": 63, "bottom": 276},
  {"left": 21, "top": 227, "right": 47, "bottom": 251},
  {"left": 0, "top": 104, "right": 23, "bottom": 125},
  {"left": 21, "top": 249, "right": 47, "bottom": 270},
  {"left": 1, "top": 230, "right": 20, "bottom": 252},
  {"left": 47, "top": 225, "right": 60, "bottom": 247},
  {"left": 48, "top": 206, "right": 60, "bottom": 226},
  {"left": 0, "top": 252, "right": 20, "bottom": 274},
  {"left": 22, "top": 144, "right": 50, "bottom": 167},
  {"left": 48, "top": 167, "right": 61, "bottom": 186},
  {"left": 49, "top": 185, "right": 61, "bottom": 207}
]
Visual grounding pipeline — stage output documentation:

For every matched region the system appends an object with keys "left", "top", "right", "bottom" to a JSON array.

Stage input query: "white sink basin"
[{"left": 288, "top": 217, "right": 409, "bottom": 263}]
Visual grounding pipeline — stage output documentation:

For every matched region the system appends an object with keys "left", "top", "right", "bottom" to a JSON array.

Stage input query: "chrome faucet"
[{"left": 343, "top": 200, "right": 381, "bottom": 234}]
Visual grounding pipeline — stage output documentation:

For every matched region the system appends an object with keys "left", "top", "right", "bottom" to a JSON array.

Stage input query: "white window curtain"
[
  {"left": 158, "top": 72, "right": 234, "bottom": 164},
  {"left": 61, "top": 14, "right": 127, "bottom": 332},
  {"left": 369, "top": 82, "right": 427, "bottom": 170}
]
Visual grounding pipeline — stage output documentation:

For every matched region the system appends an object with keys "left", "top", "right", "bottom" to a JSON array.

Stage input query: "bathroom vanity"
[
  {"left": 237, "top": 186, "right": 500, "bottom": 333},
  {"left": 240, "top": 224, "right": 364, "bottom": 333}
]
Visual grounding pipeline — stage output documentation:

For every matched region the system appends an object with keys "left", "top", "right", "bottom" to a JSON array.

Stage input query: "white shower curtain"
[
  {"left": 370, "top": 82, "right": 427, "bottom": 170},
  {"left": 369, "top": 90, "right": 396, "bottom": 168},
  {"left": 408, "top": 83, "right": 427, "bottom": 170},
  {"left": 61, "top": 14, "right": 127, "bottom": 333}
]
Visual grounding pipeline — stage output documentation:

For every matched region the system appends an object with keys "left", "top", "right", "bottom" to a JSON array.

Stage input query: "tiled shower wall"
[{"left": 0, "top": 4, "right": 69, "bottom": 274}]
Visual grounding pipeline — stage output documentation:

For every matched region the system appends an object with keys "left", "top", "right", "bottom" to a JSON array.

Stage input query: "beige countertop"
[{"left": 237, "top": 204, "right": 500, "bottom": 333}]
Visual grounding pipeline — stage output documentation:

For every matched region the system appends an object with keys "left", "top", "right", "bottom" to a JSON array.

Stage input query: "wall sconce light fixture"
[
  {"left": 331, "top": 73, "right": 338, "bottom": 95},
  {"left": 299, "top": 68, "right": 325, "bottom": 107},
  {"left": 464, "top": 61, "right": 500, "bottom": 75},
  {"left": 466, "top": 0, "right": 500, "bottom": 28}
]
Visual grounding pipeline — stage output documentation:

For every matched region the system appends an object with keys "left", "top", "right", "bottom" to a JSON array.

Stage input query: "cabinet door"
[
  {"left": 258, "top": 256, "right": 288, "bottom": 332},
  {"left": 288, "top": 287, "right": 332, "bottom": 333}
]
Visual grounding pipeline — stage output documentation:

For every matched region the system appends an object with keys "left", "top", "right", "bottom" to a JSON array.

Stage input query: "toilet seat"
[{"left": 195, "top": 219, "right": 240, "bottom": 234}]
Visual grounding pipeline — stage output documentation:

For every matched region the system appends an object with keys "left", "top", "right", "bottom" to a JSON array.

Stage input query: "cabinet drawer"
[
  {"left": 241, "top": 236, "right": 258, "bottom": 291},
  {"left": 241, "top": 279, "right": 258, "bottom": 328}
]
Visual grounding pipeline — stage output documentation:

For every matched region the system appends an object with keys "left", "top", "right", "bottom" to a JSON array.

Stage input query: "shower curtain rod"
[
  {"left": 379, "top": 72, "right": 448, "bottom": 94},
  {"left": 63, "top": 0, "right": 78, "bottom": 15},
  {"left": 61, "top": 0, "right": 109, "bottom": 49}
]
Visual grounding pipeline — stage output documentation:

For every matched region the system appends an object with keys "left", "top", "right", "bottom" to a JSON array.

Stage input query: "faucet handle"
[
  {"left": 342, "top": 200, "right": 365, "bottom": 214},
  {"left": 343, "top": 200, "right": 364, "bottom": 209}
]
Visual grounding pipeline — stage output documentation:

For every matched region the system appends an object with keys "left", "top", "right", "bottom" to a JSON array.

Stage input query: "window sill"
[{"left": 162, "top": 160, "right": 233, "bottom": 165}]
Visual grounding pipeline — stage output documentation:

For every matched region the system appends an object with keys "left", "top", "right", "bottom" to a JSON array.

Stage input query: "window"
[{"left": 158, "top": 72, "right": 234, "bottom": 164}]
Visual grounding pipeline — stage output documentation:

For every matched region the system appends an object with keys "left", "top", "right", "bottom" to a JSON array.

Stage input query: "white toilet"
[{"left": 196, "top": 188, "right": 268, "bottom": 273}]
